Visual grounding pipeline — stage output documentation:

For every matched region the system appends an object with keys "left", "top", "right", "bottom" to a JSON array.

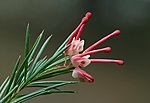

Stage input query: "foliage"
[{"left": 0, "top": 24, "right": 77, "bottom": 103}]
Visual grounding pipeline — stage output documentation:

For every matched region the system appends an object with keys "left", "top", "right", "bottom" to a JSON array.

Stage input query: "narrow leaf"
[
  {"left": 28, "top": 80, "right": 78, "bottom": 87},
  {"left": 28, "top": 30, "right": 44, "bottom": 62},
  {"left": 44, "top": 89, "right": 75, "bottom": 94},
  {"left": 5, "top": 56, "right": 21, "bottom": 94},
  {"left": 53, "top": 45, "right": 70, "bottom": 58},
  {"left": 34, "top": 67, "right": 72, "bottom": 81},
  {"left": 24, "top": 23, "right": 30, "bottom": 57},
  {"left": 28, "top": 35, "right": 52, "bottom": 76},
  {"left": 0, "top": 85, "right": 18, "bottom": 103},
  {"left": 0, "top": 78, "right": 10, "bottom": 98},
  {"left": 24, "top": 23, "right": 30, "bottom": 81},
  {"left": 30, "top": 56, "right": 47, "bottom": 75},
  {"left": 54, "top": 31, "right": 73, "bottom": 55},
  {"left": 12, "top": 82, "right": 74, "bottom": 102},
  {"left": 14, "top": 32, "right": 43, "bottom": 87},
  {"left": 29, "top": 44, "right": 70, "bottom": 82},
  {"left": 47, "top": 56, "right": 70, "bottom": 69},
  {"left": 0, "top": 76, "right": 9, "bottom": 98}
]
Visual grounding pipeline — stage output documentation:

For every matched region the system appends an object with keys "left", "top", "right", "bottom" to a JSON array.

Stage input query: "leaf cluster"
[{"left": 0, "top": 24, "right": 77, "bottom": 103}]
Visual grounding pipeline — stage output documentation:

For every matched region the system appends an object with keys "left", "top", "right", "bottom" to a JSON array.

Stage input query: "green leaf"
[
  {"left": 24, "top": 24, "right": 30, "bottom": 81},
  {"left": 14, "top": 32, "right": 43, "bottom": 86},
  {"left": 43, "top": 89, "right": 75, "bottom": 94},
  {"left": 27, "top": 59, "right": 47, "bottom": 82},
  {"left": 28, "top": 35, "right": 52, "bottom": 77},
  {"left": 0, "top": 85, "right": 18, "bottom": 103},
  {"left": 46, "top": 55, "right": 70, "bottom": 69},
  {"left": 18, "top": 57, "right": 47, "bottom": 86},
  {"left": 5, "top": 56, "right": 21, "bottom": 95},
  {"left": 18, "top": 59, "right": 48, "bottom": 91},
  {"left": 34, "top": 67, "right": 73, "bottom": 81},
  {"left": 0, "top": 80, "right": 10, "bottom": 99},
  {"left": 27, "top": 80, "right": 78, "bottom": 87},
  {"left": 12, "top": 82, "right": 75, "bottom": 102},
  {"left": 29, "top": 56, "right": 47, "bottom": 76},
  {"left": 28, "top": 30, "right": 44, "bottom": 63},
  {"left": 26, "top": 45, "right": 69, "bottom": 84},
  {"left": 24, "top": 23, "right": 30, "bottom": 57},
  {"left": 53, "top": 44, "right": 70, "bottom": 58},
  {"left": 14, "top": 51, "right": 32, "bottom": 86},
  {"left": 35, "top": 56, "right": 47, "bottom": 67},
  {"left": 54, "top": 31, "right": 73, "bottom": 55},
  {"left": 14, "top": 90, "right": 74, "bottom": 103},
  {"left": 34, "top": 56, "right": 69, "bottom": 78},
  {"left": 0, "top": 76, "right": 9, "bottom": 98}
]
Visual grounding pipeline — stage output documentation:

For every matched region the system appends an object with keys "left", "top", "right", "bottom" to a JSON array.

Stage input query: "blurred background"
[{"left": 0, "top": 0, "right": 150, "bottom": 103}]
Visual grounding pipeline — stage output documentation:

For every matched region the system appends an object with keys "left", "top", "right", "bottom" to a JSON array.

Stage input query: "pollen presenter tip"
[
  {"left": 104, "top": 47, "right": 111, "bottom": 53},
  {"left": 112, "top": 30, "right": 121, "bottom": 36},
  {"left": 116, "top": 60, "right": 124, "bottom": 65},
  {"left": 85, "top": 12, "right": 92, "bottom": 19}
]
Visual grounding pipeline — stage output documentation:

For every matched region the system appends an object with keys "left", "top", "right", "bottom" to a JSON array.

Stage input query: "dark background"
[{"left": 0, "top": 0, "right": 150, "bottom": 103}]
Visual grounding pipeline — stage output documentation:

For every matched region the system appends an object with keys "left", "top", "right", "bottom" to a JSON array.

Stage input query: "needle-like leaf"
[
  {"left": 0, "top": 85, "right": 18, "bottom": 103},
  {"left": 12, "top": 82, "right": 75, "bottom": 103},
  {"left": 34, "top": 67, "right": 73, "bottom": 81},
  {"left": 5, "top": 56, "right": 21, "bottom": 94},
  {"left": 27, "top": 80, "right": 78, "bottom": 87},
  {"left": 0, "top": 76, "right": 9, "bottom": 98},
  {"left": 54, "top": 31, "right": 73, "bottom": 55},
  {"left": 24, "top": 24, "right": 30, "bottom": 81},
  {"left": 28, "top": 35, "right": 52, "bottom": 77},
  {"left": 28, "top": 30, "right": 44, "bottom": 62}
]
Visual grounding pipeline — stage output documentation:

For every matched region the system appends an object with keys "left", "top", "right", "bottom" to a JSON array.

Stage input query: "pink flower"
[
  {"left": 65, "top": 38, "right": 85, "bottom": 56},
  {"left": 64, "top": 12, "right": 124, "bottom": 83},
  {"left": 64, "top": 12, "right": 92, "bottom": 56},
  {"left": 71, "top": 55, "right": 91, "bottom": 67},
  {"left": 71, "top": 30, "right": 124, "bottom": 67},
  {"left": 72, "top": 68, "right": 94, "bottom": 83}
]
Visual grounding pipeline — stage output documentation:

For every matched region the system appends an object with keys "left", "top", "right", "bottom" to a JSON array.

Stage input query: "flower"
[
  {"left": 70, "top": 30, "right": 124, "bottom": 83},
  {"left": 71, "top": 54, "right": 91, "bottom": 67},
  {"left": 64, "top": 12, "right": 124, "bottom": 83},
  {"left": 64, "top": 12, "right": 92, "bottom": 56},
  {"left": 64, "top": 38, "right": 85, "bottom": 56},
  {"left": 71, "top": 30, "right": 124, "bottom": 68},
  {"left": 72, "top": 68, "right": 94, "bottom": 83}
]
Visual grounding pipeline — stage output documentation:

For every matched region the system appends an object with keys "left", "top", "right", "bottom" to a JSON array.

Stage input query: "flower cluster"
[{"left": 64, "top": 12, "right": 124, "bottom": 83}]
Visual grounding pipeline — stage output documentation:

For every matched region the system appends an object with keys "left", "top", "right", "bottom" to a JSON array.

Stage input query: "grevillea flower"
[
  {"left": 70, "top": 30, "right": 124, "bottom": 83},
  {"left": 71, "top": 30, "right": 124, "bottom": 68},
  {"left": 71, "top": 54, "right": 91, "bottom": 67},
  {"left": 64, "top": 12, "right": 124, "bottom": 83},
  {"left": 72, "top": 68, "right": 94, "bottom": 83},
  {"left": 65, "top": 38, "right": 85, "bottom": 56},
  {"left": 64, "top": 12, "right": 92, "bottom": 56}
]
